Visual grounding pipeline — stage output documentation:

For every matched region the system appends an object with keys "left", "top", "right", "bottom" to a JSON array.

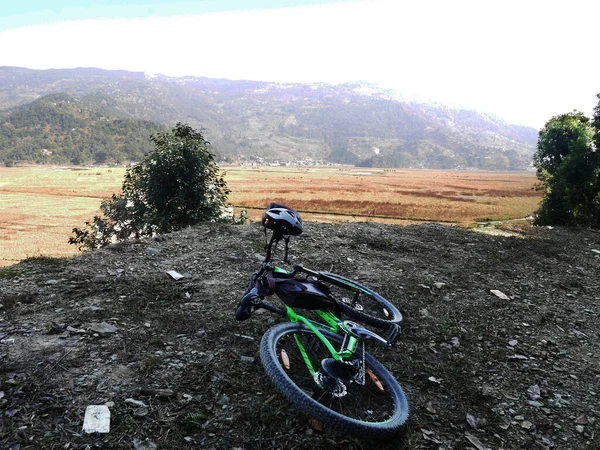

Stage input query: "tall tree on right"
[{"left": 533, "top": 99, "right": 600, "bottom": 228}]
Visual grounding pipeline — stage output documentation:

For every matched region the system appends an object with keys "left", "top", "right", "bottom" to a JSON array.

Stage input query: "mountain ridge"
[{"left": 0, "top": 66, "right": 537, "bottom": 169}]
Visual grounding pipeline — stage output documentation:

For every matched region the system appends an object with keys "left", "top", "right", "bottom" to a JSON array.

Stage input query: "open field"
[
  {"left": 0, "top": 166, "right": 542, "bottom": 266},
  {"left": 226, "top": 167, "right": 542, "bottom": 224}
]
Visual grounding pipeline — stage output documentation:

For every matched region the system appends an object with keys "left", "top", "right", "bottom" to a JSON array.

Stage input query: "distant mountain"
[{"left": 0, "top": 66, "right": 538, "bottom": 169}]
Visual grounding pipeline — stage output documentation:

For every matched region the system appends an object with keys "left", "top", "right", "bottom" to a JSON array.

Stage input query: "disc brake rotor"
[{"left": 314, "top": 372, "right": 347, "bottom": 398}]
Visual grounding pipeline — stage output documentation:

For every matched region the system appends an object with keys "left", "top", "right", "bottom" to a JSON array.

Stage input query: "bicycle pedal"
[
  {"left": 385, "top": 323, "right": 402, "bottom": 345},
  {"left": 343, "top": 321, "right": 389, "bottom": 347}
]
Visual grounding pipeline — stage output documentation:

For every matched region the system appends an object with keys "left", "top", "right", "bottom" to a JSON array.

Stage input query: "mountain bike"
[{"left": 235, "top": 208, "right": 409, "bottom": 438}]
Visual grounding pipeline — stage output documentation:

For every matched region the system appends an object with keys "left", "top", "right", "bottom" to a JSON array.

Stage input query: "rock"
[
  {"left": 125, "top": 398, "right": 148, "bottom": 408},
  {"left": 134, "top": 407, "right": 149, "bottom": 417},
  {"left": 527, "top": 384, "right": 541, "bottom": 401},
  {"left": 216, "top": 393, "right": 230, "bottom": 406},
  {"left": 490, "top": 289, "right": 510, "bottom": 300},
  {"left": 498, "top": 417, "right": 511, "bottom": 430},
  {"left": 146, "top": 248, "right": 161, "bottom": 255},
  {"left": 66, "top": 326, "right": 86, "bottom": 334},
  {"left": 240, "top": 356, "right": 255, "bottom": 363},
  {"left": 89, "top": 322, "right": 118, "bottom": 337},
  {"left": 481, "top": 385, "right": 496, "bottom": 397},
  {"left": 576, "top": 425, "right": 585, "bottom": 433},
  {"left": 425, "top": 401, "right": 437, "bottom": 414},
  {"left": 133, "top": 438, "right": 158, "bottom": 450},
  {"left": 466, "top": 413, "right": 478, "bottom": 429},
  {"left": 433, "top": 282, "right": 446, "bottom": 289},
  {"left": 521, "top": 420, "right": 533, "bottom": 429},
  {"left": 141, "top": 388, "right": 174, "bottom": 398},
  {"left": 527, "top": 401, "right": 544, "bottom": 407},
  {"left": 465, "top": 432, "right": 487, "bottom": 450},
  {"left": 508, "top": 339, "right": 518, "bottom": 347},
  {"left": 575, "top": 415, "right": 587, "bottom": 424},
  {"left": 166, "top": 270, "right": 184, "bottom": 280}
]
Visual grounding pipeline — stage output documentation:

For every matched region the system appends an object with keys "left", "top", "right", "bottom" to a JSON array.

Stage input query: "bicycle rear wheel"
[
  {"left": 320, "top": 272, "right": 403, "bottom": 329},
  {"left": 260, "top": 322, "right": 409, "bottom": 438}
]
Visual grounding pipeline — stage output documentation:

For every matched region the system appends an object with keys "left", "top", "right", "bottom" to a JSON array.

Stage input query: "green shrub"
[{"left": 70, "top": 123, "right": 230, "bottom": 250}]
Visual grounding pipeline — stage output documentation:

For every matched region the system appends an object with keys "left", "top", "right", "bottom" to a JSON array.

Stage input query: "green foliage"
[
  {"left": 0, "top": 267, "right": 23, "bottom": 279},
  {"left": 69, "top": 123, "right": 230, "bottom": 250},
  {"left": 594, "top": 93, "right": 600, "bottom": 153},
  {"left": 0, "top": 93, "right": 166, "bottom": 165},
  {"left": 182, "top": 412, "right": 209, "bottom": 431},
  {"left": 533, "top": 110, "right": 600, "bottom": 227}
]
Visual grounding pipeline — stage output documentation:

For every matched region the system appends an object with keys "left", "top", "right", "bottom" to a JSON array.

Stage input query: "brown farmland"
[
  {"left": 226, "top": 167, "right": 541, "bottom": 224},
  {"left": 0, "top": 166, "right": 541, "bottom": 267}
]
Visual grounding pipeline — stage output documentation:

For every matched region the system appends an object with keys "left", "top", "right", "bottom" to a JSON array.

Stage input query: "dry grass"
[
  {"left": 0, "top": 166, "right": 123, "bottom": 266},
  {"left": 0, "top": 166, "right": 541, "bottom": 267},
  {"left": 226, "top": 167, "right": 541, "bottom": 224}
]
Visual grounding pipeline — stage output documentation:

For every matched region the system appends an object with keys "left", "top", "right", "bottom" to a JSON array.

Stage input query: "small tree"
[
  {"left": 70, "top": 123, "right": 230, "bottom": 249},
  {"left": 533, "top": 110, "right": 600, "bottom": 227}
]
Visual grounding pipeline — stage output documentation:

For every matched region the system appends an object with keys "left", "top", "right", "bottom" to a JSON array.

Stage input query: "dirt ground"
[{"left": 1, "top": 221, "right": 599, "bottom": 449}]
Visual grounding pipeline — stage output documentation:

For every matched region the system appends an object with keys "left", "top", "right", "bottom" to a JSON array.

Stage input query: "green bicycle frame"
[{"left": 284, "top": 305, "right": 359, "bottom": 378}]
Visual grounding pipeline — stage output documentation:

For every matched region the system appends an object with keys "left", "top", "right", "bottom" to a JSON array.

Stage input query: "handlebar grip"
[{"left": 235, "top": 287, "right": 259, "bottom": 321}]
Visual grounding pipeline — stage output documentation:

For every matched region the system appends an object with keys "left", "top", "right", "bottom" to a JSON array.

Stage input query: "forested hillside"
[
  {"left": 0, "top": 67, "right": 538, "bottom": 169},
  {"left": 0, "top": 93, "right": 165, "bottom": 165}
]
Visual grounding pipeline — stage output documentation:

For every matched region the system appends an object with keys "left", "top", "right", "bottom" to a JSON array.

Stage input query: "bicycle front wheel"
[
  {"left": 260, "top": 322, "right": 409, "bottom": 438},
  {"left": 321, "top": 272, "right": 403, "bottom": 329}
]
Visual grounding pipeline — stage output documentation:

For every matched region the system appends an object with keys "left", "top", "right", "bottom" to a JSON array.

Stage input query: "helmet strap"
[
  {"left": 283, "top": 236, "right": 290, "bottom": 264},
  {"left": 263, "top": 231, "right": 287, "bottom": 264}
]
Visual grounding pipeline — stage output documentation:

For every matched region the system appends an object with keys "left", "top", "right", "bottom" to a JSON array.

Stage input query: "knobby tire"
[{"left": 260, "top": 322, "right": 409, "bottom": 439}]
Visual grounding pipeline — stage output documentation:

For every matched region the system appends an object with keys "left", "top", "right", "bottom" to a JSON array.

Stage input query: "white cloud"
[{"left": 0, "top": 0, "right": 598, "bottom": 128}]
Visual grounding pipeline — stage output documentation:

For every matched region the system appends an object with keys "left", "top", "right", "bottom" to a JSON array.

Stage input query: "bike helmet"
[{"left": 262, "top": 202, "right": 303, "bottom": 236}]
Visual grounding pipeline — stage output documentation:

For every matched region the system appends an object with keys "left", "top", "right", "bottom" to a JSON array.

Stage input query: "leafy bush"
[
  {"left": 533, "top": 109, "right": 600, "bottom": 228},
  {"left": 70, "top": 123, "right": 230, "bottom": 249}
]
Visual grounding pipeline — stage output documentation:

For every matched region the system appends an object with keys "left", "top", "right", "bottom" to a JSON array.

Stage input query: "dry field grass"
[
  {"left": 0, "top": 166, "right": 541, "bottom": 266},
  {"left": 0, "top": 166, "right": 124, "bottom": 266},
  {"left": 225, "top": 166, "right": 541, "bottom": 224}
]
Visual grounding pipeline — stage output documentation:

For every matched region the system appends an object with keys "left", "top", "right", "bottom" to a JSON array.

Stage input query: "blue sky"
[
  {"left": 1, "top": 0, "right": 599, "bottom": 128},
  {"left": 0, "top": 1, "right": 353, "bottom": 30}
]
